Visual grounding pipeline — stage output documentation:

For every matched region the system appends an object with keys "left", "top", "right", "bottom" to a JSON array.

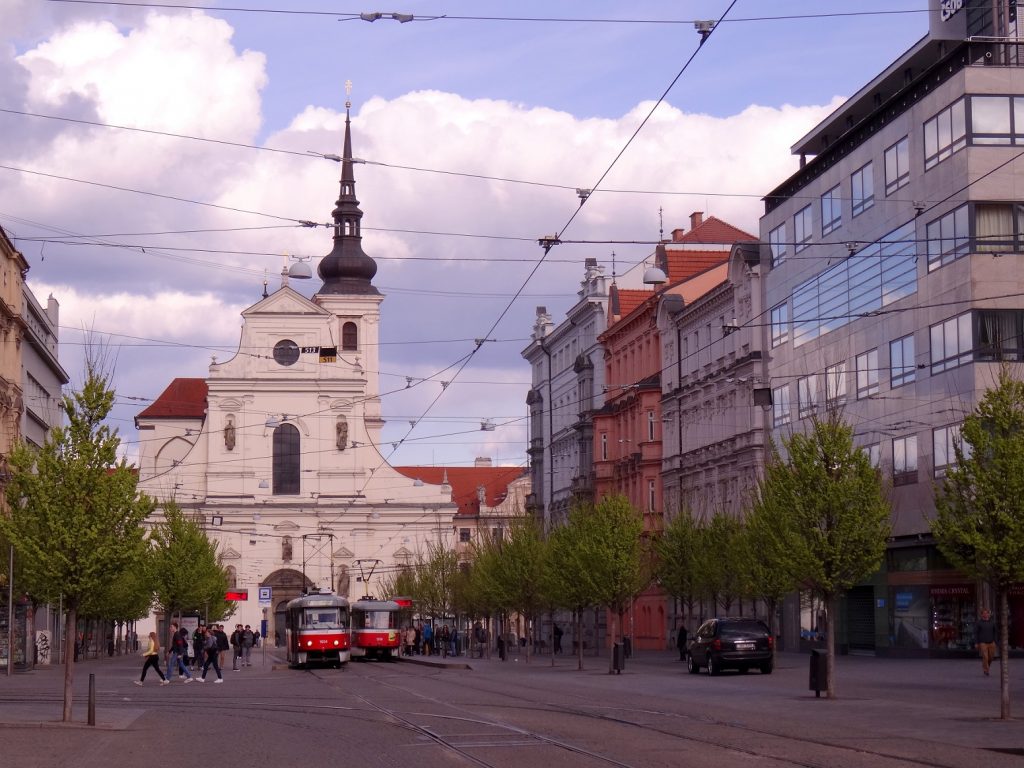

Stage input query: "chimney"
[
  {"left": 689, "top": 211, "right": 704, "bottom": 230},
  {"left": 671, "top": 228, "right": 686, "bottom": 242},
  {"left": 474, "top": 457, "right": 493, "bottom": 467}
]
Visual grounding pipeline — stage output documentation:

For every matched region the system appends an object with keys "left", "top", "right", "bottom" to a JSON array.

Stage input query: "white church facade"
[{"left": 135, "top": 104, "right": 457, "bottom": 640}]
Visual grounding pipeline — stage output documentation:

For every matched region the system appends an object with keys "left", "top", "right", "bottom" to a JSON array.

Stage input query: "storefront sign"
[{"left": 929, "top": 585, "right": 972, "bottom": 596}]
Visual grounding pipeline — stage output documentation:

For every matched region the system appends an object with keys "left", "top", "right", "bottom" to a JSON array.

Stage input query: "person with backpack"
[
  {"left": 192, "top": 624, "right": 206, "bottom": 671},
  {"left": 230, "top": 624, "right": 243, "bottom": 671},
  {"left": 241, "top": 625, "right": 254, "bottom": 667},
  {"left": 167, "top": 623, "right": 193, "bottom": 682},
  {"left": 197, "top": 626, "right": 223, "bottom": 683}
]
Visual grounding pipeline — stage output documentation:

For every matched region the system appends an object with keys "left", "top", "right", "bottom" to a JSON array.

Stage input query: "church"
[{"left": 134, "top": 101, "right": 458, "bottom": 639}]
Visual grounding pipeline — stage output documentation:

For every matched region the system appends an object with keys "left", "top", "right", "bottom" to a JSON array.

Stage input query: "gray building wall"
[{"left": 21, "top": 287, "right": 67, "bottom": 448}]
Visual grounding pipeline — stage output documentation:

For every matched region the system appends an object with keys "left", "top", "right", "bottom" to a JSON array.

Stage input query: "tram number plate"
[{"left": 735, "top": 642, "right": 755, "bottom": 650}]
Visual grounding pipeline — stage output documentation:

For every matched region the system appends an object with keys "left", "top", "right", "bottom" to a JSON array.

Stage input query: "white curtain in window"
[{"left": 976, "top": 204, "right": 1013, "bottom": 252}]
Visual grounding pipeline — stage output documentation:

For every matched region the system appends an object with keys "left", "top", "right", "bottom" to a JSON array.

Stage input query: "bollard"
[{"left": 88, "top": 673, "right": 96, "bottom": 726}]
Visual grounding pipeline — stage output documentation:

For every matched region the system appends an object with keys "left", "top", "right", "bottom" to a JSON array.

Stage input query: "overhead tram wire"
[{"left": 44, "top": 1, "right": 928, "bottom": 25}]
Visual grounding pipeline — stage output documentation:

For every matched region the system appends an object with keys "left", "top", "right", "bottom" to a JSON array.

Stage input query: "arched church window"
[
  {"left": 273, "top": 423, "right": 300, "bottom": 495},
  {"left": 342, "top": 322, "right": 358, "bottom": 351}
]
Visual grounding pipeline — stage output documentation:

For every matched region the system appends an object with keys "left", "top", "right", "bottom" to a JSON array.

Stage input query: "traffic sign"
[{"left": 258, "top": 586, "right": 272, "bottom": 604}]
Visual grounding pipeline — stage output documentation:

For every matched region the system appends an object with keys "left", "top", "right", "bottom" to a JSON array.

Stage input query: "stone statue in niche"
[
  {"left": 224, "top": 415, "right": 236, "bottom": 451},
  {"left": 336, "top": 416, "right": 348, "bottom": 451},
  {"left": 282, "top": 536, "right": 293, "bottom": 563}
]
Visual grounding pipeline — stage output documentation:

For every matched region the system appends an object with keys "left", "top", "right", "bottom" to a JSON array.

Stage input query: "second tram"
[
  {"left": 350, "top": 597, "right": 402, "bottom": 660},
  {"left": 285, "top": 591, "right": 351, "bottom": 668}
]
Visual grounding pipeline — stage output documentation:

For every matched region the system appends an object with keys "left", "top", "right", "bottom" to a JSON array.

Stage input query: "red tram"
[
  {"left": 350, "top": 597, "right": 402, "bottom": 660},
  {"left": 285, "top": 591, "right": 351, "bottom": 668}
]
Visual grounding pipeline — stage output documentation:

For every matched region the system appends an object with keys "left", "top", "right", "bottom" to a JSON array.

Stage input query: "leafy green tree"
[
  {"left": 933, "top": 369, "right": 1024, "bottom": 720},
  {"left": 552, "top": 495, "right": 647, "bottom": 674},
  {"left": 379, "top": 563, "right": 418, "bottom": 603},
  {"left": 655, "top": 509, "right": 702, "bottom": 635},
  {"left": 413, "top": 539, "right": 461, "bottom": 623},
  {"left": 752, "top": 414, "right": 889, "bottom": 698},
  {"left": 699, "top": 509, "right": 746, "bottom": 615},
  {"left": 0, "top": 366, "right": 153, "bottom": 722},
  {"left": 548, "top": 512, "right": 595, "bottom": 670},
  {"left": 742, "top": 500, "right": 797, "bottom": 636},
  {"left": 149, "top": 502, "right": 231, "bottom": 643}
]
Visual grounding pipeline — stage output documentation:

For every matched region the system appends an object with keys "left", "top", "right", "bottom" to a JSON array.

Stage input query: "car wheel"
[
  {"left": 707, "top": 655, "right": 719, "bottom": 676},
  {"left": 760, "top": 659, "right": 774, "bottom": 675},
  {"left": 686, "top": 653, "right": 700, "bottom": 674}
]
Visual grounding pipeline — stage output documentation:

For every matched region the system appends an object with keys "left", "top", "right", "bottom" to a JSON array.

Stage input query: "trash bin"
[
  {"left": 623, "top": 636, "right": 632, "bottom": 659},
  {"left": 809, "top": 648, "right": 828, "bottom": 697},
  {"left": 612, "top": 642, "right": 624, "bottom": 673}
]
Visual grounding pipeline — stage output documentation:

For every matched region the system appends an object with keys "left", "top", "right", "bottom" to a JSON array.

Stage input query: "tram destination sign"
[{"left": 225, "top": 590, "right": 249, "bottom": 601}]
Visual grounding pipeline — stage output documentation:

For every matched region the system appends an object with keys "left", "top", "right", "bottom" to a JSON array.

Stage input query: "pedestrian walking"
[
  {"left": 198, "top": 626, "right": 224, "bottom": 683},
  {"left": 439, "top": 624, "right": 450, "bottom": 658},
  {"left": 231, "top": 624, "right": 243, "bottom": 671},
  {"left": 976, "top": 608, "right": 998, "bottom": 676},
  {"left": 134, "top": 631, "right": 170, "bottom": 686},
  {"left": 553, "top": 623, "right": 563, "bottom": 654},
  {"left": 422, "top": 622, "right": 433, "bottom": 656},
  {"left": 192, "top": 624, "right": 205, "bottom": 671},
  {"left": 167, "top": 623, "right": 193, "bottom": 682},
  {"left": 215, "top": 624, "right": 229, "bottom": 669},
  {"left": 676, "top": 623, "right": 688, "bottom": 662},
  {"left": 404, "top": 625, "right": 416, "bottom": 656}
]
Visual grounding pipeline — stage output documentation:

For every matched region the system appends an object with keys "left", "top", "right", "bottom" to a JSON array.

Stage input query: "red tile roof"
[
  {"left": 615, "top": 288, "right": 650, "bottom": 318},
  {"left": 394, "top": 465, "right": 527, "bottom": 517},
  {"left": 136, "top": 378, "right": 208, "bottom": 419},
  {"left": 665, "top": 248, "right": 729, "bottom": 284},
  {"left": 676, "top": 215, "right": 756, "bottom": 244}
]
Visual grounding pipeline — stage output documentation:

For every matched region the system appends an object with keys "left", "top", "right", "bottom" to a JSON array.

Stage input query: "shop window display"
[
  {"left": 891, "top": 586, "right": 929, "bottom": 649},
  {"left": 929, "top": 585, "right": 975, "bottom": 650}
]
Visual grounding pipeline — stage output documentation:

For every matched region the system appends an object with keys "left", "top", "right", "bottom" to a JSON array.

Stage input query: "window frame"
[
  {"left": 794, "top": 204, "right": 813, "bottom": 253},
  {"left": 930, "top": 312, "right": 973, "bottom": 374},
  {"left": 771, "top": 302, "right": 789, "bottom": 348},
  {"left": 772, "top": 384, "right": 791, "bottom": 428},
  {"left": 825, "top": 362, "right": 847, "bottom": 406},
  {"left": 884, "top": 136, "right": 910, "bottom": 195},
  {"left": 890, "top": 334, "right": 916, "bottom": 388},
  {"left": 923, "top": 97, "right": 967, "bottom": 171},
  {"left": 851, "top": 162, "right": 875, "bottom": 217},
  {"left": 820, "top": 185, "right": 842, "bottom": 235},
  {"left": 769, "top": 223, "right": 787, "bottom": 267},
  {"left": 926, "top": 204, "right": 970, "bottom": 271},
  {"left": 893, "top": 434, "right": 919, "bottom": 486},
  {"left": 272, "top": 422, "right": 301, "bottom": 495},
  {"left": 932, "top": 424, "right": 963, "bottom": 478},
  {"left": 797, "top": 375, "right": 817, "bottom": 418},
  {"left": 856, "top": 348, "right": 879, "bottom": 399}
]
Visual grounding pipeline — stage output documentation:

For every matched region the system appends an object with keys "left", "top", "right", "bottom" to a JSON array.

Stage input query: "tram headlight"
[
  {"left": 306, "top": 640, "right": 313, "bottom": 647},
  {"left": 333, "top": 640, "right": 339, "bottom": 646}
]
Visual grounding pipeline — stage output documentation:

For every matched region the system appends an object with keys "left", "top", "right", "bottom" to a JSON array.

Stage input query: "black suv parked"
[{"left": 686, "top": 617, "right": 774, "bottom": 675}]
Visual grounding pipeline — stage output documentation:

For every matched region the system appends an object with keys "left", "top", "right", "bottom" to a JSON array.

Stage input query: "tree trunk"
[
  {"left": 63, "top": 605, "right": 76, "bottom": 722},
  {"left": 825, "top": 597, "right": 836, "bottom": 699},
  {"left": 999, "top": 588, "right": 1011, "bottom": 720},
  {"left": 608, "top": 608, "right": 618, "bottom": 674},
  {"left": 550, "top": 610, "right": 555, "bottom": 668}
]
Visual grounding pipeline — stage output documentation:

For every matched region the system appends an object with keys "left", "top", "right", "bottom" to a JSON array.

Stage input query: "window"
[
  {"left": 821, "top": 186, "right": 842, "bottom": 235},
  {"left": 769, "top": 223, "right": 787, "bottom": 267},
  {"left": 600, "top": 433, "right": 608, "bottom": 460},
  {"left": 851, "top": 162, "right": 874, "bottom": 216},
  {"left": 924, "top": 98, "right": 966, "bottom": 170},
  {"left": 797, "top": 375, "right": 818, "bottom": 418},
  {"left": 647, "top": 410, "right": 655, "bottom": 441},
  {"left": 459, "top": 528, "right": 471, "bottom": 542},
  {"left": 890, "top": 334, "right": 916, "bottom": 387},
  {"left": 933, "top": 424, "right": 964, "bottom": 478},
  {"left": 926, "top": 205, "right": 970, "bottom": 271},
  {"left": 975, "top": 202, "right": 1024, "bottom": 253},
  {"left": 794, "top": 204, "right": 813, "bottom": 252},
  {"left": 930, "top": 313, "right": 973, "bottom": 373},
  {"left": 856, "top": 349, "right": 879, "bottom": 398},
  {"left": 648, "top": 480, "right": 656, "bottom": 512},
  {"left": 272, "top": 423, "right": 300, "bottom": 494},
  {"left": 969, "top": 95, "right": 1024, "bottom": 145},
  {"left": 825, "top": 362, "right": 847, "bottom": 406},
  {"left": 863, "top": 443, "right": 881, "bottom": 468},
  {"left": 772, "top": 385, "right": 791, "bottom": 427},
  {"left": 771, "top": 303, "right": 789, "bottom": 347},
  {"left": 792, "top": 221, "right": 916, "bottom": 347},
  {"left": 884, "top": 136, "right": 910, "bottom": 195},
  {"left": 893, "top": 435, "right": 918, "bottom": 485},
  {"left": 977, "top": 309, "right": 1024, "bottom": 362},
  {"left": 342, "top": 321, "right": 358, "bottom": 351}
]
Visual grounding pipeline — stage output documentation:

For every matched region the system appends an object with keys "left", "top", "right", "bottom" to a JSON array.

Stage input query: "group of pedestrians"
[
  {"left": 134, "top": 621, "right": 260, "bottom": 686},
  {"left": 403, "top": 622, "right": 458, "bottom": 657}
]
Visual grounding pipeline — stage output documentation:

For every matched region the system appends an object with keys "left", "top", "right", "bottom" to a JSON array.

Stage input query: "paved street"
[{"left": 0, "top": 648, "right": 1021, "bottom": 767}]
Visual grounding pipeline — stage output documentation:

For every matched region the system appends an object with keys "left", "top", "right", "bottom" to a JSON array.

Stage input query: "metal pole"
[
  {"left": 7, "top": 545, "right": 13, "bottom": 677},
  {"left": 88, "top": 673, "right": 96, "bottom": 726}
]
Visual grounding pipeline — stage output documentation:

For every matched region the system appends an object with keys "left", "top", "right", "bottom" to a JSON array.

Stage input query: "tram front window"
[
  {"left": 303, "top": 608, "right": 345, "bottom": 629},
  {"left": 364, "top": 611, "right": 394, "bottom": 630}
]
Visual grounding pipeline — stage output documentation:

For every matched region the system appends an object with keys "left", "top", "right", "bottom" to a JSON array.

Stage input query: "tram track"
[{"left": 343, "top": 661, "right": 987, "bottom": 768}]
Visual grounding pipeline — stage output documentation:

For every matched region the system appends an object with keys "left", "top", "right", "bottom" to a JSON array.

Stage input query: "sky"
[{"left": 0, "top": 0, "right": 927, "bottom": 468}]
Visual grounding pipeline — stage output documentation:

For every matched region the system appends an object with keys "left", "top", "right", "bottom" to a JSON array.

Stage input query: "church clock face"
[{"left": 273, "top": 339, "right": 300, "bottom": 366}]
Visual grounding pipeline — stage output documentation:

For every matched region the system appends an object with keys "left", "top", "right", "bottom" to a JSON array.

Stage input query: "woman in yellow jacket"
[{"left": 134, "top": 631, "right": 170, "bottom": 686}]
